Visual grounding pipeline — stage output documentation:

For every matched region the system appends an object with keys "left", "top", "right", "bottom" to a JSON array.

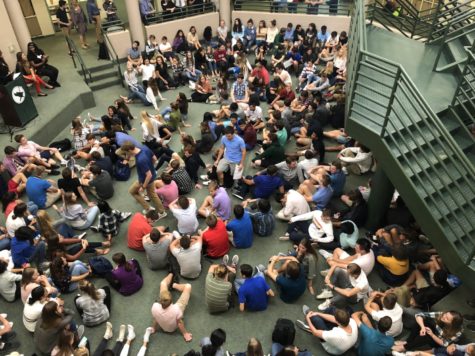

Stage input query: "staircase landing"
[{"left": 366, "top": 25, "right": 459, "bottom": 114}]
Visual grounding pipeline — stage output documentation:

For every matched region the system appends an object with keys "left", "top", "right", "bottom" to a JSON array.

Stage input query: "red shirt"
[
  {"left": 214, "top": 49, "right": 226, "bottom": 63},
  {"left": 127, "top": 213, "right": 152, "bottom": 251},
  {"left": 251, "top": 67, "right": 270, "bottom": 85},
  {"left": 278, "top": 87, "right": 296, "bottom": 102},
  {"left": 202, "top": 219, "right": 229, "bottom": 258}
]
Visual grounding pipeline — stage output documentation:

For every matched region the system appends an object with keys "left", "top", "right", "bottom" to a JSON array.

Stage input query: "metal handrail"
[
  {"left": 451, "top": 42, "right": 475, "bottom": 125},
  {"left": 349, "top": 0, "right": 475, "bottom": 266},
  {"left": 65, "top": 36, "right": 92, "bottom": 83},
  {"left": 146, "top": 2, "right": 216, "bottom": 24},
  {"left": 102, "top": 30, "right": 124, "bottom": 86},
  {"left": 232, "top": 0, "right": 351, "bottom": 16}
]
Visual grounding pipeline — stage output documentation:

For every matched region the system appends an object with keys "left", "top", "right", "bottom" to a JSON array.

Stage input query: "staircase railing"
[
  {"left": 232, "top": 0, "right": 351, "bottom": 16},
  {"left": 146, "top": 2, "right": 216, "bottom": 24},
  {"left": 366, "top": 0, "right": 475, "bottom": 42},
  {"left": 65, "top": 36, "right": 92, "bottom": 84},
  {"left": 102, "top": 30, "right": 124, "bottom": 87},
  {"left": 450, "top": 42, "right": 475, "bottom": 126},
  {"left": 348, "top": 0, "right": 475, "bottom": 269}
]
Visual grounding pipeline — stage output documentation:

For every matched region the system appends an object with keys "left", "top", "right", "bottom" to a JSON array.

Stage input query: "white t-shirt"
[
  {"left": 290, "top": 210, "right": 333, "bottom": 243},
  {"left": 282, "top": 189, "right": 310, "bottom": 218},
  {"left": 170, "top": 199, "right": 199, "bottom": 234},
  {"left": 141, "top": 64, "right": 155, "bottom": 82},
  {"left": 6, "top": 212, "right": 26, "bottom": 237},
  {"left": 322, "top": 318, "right": 358, "bottom": 355},
  {"left": 23, "top": 299, "right": 47, "bottom": 332},
  {"left": 0, "top": 270, "right": 22, "bottom": 302},
  {"left": 349, "top": 271, "right": 369, "bottom": 301},
  {"left": 244, "top": 106, "right": 263, "bottom": 122},
  {"left": 279, "top": 69, "right": 292, "bottom": 86},
  {"left": 171, "top": 241, "right": 202, "bottom": 279},
  {"left": 353, "top": 250, "right": 375, "bottom": 276},
  {"left": 159, "top": 42, "right": 172, "bottom": 53},
  {"left": 371, "top": 303, "right": 403, "bottom": 337}
]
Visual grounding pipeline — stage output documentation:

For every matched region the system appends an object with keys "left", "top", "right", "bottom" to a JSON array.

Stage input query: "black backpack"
[
  {"left": 49, "top": 138, "right": 72, "bottom": 152},
  {"left": 88, "top": 256, "right": 113, "bottom": 277},
  {"left": 272, "top": 318, "right": 295, "bottom": 347}
]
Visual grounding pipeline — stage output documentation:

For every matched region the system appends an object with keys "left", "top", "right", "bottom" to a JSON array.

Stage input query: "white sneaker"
[
  {"left": 296, "top": 320, "right": 311, "bottom": 333},
  {"left": 222, "top": 254, "right": 229, "bottom": 266},
  {"left": 317, "top": 299, "right": 332, "bottom": 311},
  {"left": 0, "top": 314, "right": 7, "bottom": 319},
  {"left": 200, "top": 174, "right": 209, "bottom": 180},
  {"left": 279, "top": 235, "right": 290, "bottom": 241},
  {"left": 202, "top": 180, "right": 210, "bottom": 186},
  {"left": 127, "top": 324, "right": 135, "bottom": 341},
  {"left": 60, "top": 159, "right": 68, "bottom": 166},
  {"left": 157, "top": 211, "right": 167, "bottom": 220},
  {"left": 120, "top": 212, "right": 132, "bottom": 220},
  {"left": 231, "top": 255, "right": 239, "bottom": 267},
  {"left": 320, "top": 269, "right": 329, "bottom": 277},
  {"left": 316, "top": 289, "right": 333, "bottom": 300},
  {"left": 77, "top": 232, "right": 87, "bottom": 239},
  {"left": 302, "top": 305, "right": 310, "bottom": 316},
  {"left": 104, "top": 321, "right": 113, "bottom": 340},
  {"left": 117, "top": 324, "right": 126, "bottom": 342}
]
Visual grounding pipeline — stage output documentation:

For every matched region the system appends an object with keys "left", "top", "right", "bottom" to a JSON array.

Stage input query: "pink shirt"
[
  {"left": 151, "top": 302, "right": 182, "bottom": 332},
  {"left": 18, "top": 141, "right": 41, "bottom": 158},
  {"left": 156, "top": 181, "right": 179, "bottom": 208}
]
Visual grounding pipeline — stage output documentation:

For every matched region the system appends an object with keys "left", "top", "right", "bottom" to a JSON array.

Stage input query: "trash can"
[{"left": 0, "top": 75, "right": 38, "bottom": 128}]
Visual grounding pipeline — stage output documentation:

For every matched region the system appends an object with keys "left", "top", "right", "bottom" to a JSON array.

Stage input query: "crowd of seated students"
[{"left": 0, "top": 14, "right": 473, "bottom": 356}]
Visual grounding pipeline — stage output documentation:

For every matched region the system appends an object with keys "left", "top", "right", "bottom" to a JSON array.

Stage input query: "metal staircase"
[{"left": 347, "top": 0, "right": 475, "bottom": 290}]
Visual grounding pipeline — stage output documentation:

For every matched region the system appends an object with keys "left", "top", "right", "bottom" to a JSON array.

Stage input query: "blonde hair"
[
  {"left": 159, "top": 290, "right": 172, "bottom": 308},
  {"left": 140, "top": 111, "right": 154, "bottom": 135},
  {"left": 36, "top": 210, "right": 56, "bottom": 239}
]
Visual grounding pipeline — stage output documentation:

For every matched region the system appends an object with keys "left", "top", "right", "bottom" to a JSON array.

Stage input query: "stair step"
[
  {"left": 90, "top": 69, "right": 121, "bottom": 82},
  {"left": 447, "top": 38, "right": 468, "bottom": 63},
  {"left": 89, "top": 77, "right": 123, "bottom": 91}
]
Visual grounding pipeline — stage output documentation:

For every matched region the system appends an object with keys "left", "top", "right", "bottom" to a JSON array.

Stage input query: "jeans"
[
  {"left": 92, "top": 339, "right": 123, "bottom": 356},
  {"left": 27, "top": 201, "right": 38, "bottom": 215},
  {"left": 330, "top": 267, "right": 358, "bottom": 307},
  {"left": 67, "top": 241, "right": 104, "bottom": 255},
  {"left": 127, "top": 85, "right": 148, "bottom": 105},
  {"left": 185, "top": 69, "right": 202, "bottom": 82},
  {"left": 74, "top": 206, "right": 99, "bottom": 230},
  {"left": 207, "top": 61, "right": 217, "bottom": 73},
  {"left": 287, "top": 220, "right": 310, "bottom": 244},
  {"left": 160, "top": 106, "right": 172, "bottom": 121},
  {"left": 55, "top": 221, "right": 75, "bottom": 238},
  {"left": 69, "top": 260, "right": 89, "bottom": 292},
  {"left": 234, "top": 271, "right": 264, "bottom": 293},
  {"left": 0, "top": 238, "right": 11, "bottom": 251}
]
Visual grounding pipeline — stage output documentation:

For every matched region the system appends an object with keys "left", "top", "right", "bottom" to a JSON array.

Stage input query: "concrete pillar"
[
  {"left": 219, "top": 0, "right": 231, "bottom": 29},
  {"left": 366, "top": 166, "right": 395, "bottom": 231},
  {"left": 124, "top": 0, "right": 145, "bottom": 45},
  {"left": 4, "top": 0, "right": 32, "bottom": 53}
]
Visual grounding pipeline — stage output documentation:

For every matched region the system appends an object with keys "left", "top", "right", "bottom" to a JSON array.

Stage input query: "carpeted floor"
[{"left": 2, "top": 31, "right": 380, "bottom": 356}]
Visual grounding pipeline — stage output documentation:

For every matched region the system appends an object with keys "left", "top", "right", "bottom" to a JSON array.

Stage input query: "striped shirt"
[
  {"left": 247, "top": 208, "right": 275, "bottom": 236},
  {"left": 205, "top": 273, "right": 232, "bottom": 313}
]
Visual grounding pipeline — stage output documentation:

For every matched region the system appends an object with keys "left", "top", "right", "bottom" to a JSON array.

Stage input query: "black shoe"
[
  {"left": 0, "top": 341, "right": 20, "bottom": 353},
  {"left": 50, "top": 170, "right": 60, "bottom": 176},
  {"left": 50, "top": 164, "right": 60, "bottom": 170},
  {"left": 0, "top": 331, "right": 16, "bottom": 342},
  {"left": 54, "top": 81, "right": 61, "bottom": 87}
]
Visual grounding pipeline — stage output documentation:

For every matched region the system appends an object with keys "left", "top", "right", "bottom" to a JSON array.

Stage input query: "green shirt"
[
  {"left": 253, "top": 143, "right": 285, "bottom": 165},
  {"left": 205, "top": 273, "right": 232, "bottom": 313},
  {"left": 169, "top": 109, "right": 181, "bottom": 131},
  {"left": 276, "top": 128, "right": 288, "bottom": 146}
]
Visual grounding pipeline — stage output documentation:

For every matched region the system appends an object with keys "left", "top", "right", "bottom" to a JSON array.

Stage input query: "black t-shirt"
[
  {"left": 58, "top": 177, "right": 81, "bottom": 197},
  {"left": 94, "top": 156, "right": 113, "bottom": 176},
  {"left": 27, "top": 49, "right": 45, "bottom": 66},
  {"left": 56, "top": 8, "right": 69, "bottom": 27}
]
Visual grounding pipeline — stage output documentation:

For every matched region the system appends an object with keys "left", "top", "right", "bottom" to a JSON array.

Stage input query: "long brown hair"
[
  {"left": 36, "top": 210, "right": 58, "bottom": 239},
  {"left": 71, "top": 117, "right": 84, "bottom": 134},
  {"left": 148, "top": 78, "right": 159, "bottom": 96},
  {"left": 21, "top": 267, "right": 37, "bottom": 289},
  {"left": 437, "top": 311, "right": 464, "bottom": 338},
  {"left": 78, "top": 280, "right": 101, "bottom": 301},
  {"left": 246, "top": 338, "right": 264, "bottom": 356},
  {"left": 55, "top": 329, "right": 75, "bottom": 356},
  {"left": 112, "top": 252, "right": 132, "bottom": 272},
  {"left": 40, "top": 301, "right": 62, "bottom": 329}
]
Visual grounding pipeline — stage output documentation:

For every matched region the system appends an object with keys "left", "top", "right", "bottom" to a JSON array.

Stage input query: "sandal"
[{"left": 38, "top": 92, "right": 47, "bottom": 97}]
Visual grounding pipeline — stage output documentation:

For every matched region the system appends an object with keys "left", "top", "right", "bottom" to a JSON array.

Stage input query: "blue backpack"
[
  {"left": 113, "top": 161, "right": 131, "bottom": 181},
  {"left": 88, "top": 256, "right": 113, "bottom": 277}
]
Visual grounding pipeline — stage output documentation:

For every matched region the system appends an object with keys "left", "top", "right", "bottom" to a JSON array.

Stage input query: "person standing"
[
  {"left": 70, "top": 0, "right": 89, "bottom": 49},
  {"left": 121, "top": 141, "right": 166, "bottom": 218},
  {"left": 214, "top": 126, "right": 246, "bottom": 186},
  {"left": 86, "top": 0, "right": 102, "bottom": 43},
  {"left": 56, "top": 1, "right": 72, "bottom": 53}
]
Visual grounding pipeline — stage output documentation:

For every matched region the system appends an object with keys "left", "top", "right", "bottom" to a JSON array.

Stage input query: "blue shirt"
[
  {"left": 253, "top": 175, "right": 283, "bottom": 199},
  {"left": 312, "top": 186, "right": 333, "bottom": 210},
  {"left": 340, "top": 220, "right": 359, "bottom": 249},
  {"left": 136, "top": 146, "right": 156, "bottom": 184},
  {"left": 330, "top": 171, "right": 346, "bottom": 197},
  {"left": 357, "top": 324, "right": 394, "bottom": 356},
  {"left": 317, "top": 31, "right": 330, "bottom": 43},
  {"left": 115, "top": 132, "right": 142, "bottom": 148},
  {"left": 243, "top": 26, "right": 256, "bottom": 41},
  {"left": 221, "top": 135, "right": 245, "bottom": 163},
  {"left": 26, "top": 177, "right": 51, "bottom": 209},
  {"left": 226, "top": 211, "right": 253, "bottom": 248},
  {"left": 238, "top": 275, "right": 270, "bottom": 311},
  {"left": 11, "top": 237, "right": 35, "bottom": 267},
  {"left": 284, "top": 29, "right": 295, "bottom": 41},
  {"left": 139, "top": 0, "right": 153, "bottom": 15},
  {"left": 276, "top": 266, "right": 306, "bottom": 303}
]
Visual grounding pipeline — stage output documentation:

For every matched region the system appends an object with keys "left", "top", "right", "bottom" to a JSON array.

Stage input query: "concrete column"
[
  {"left": 4, "top": 0, "right": 32, "bottom": 53},
  {"left": 366, "top": 166, "right": 395, "bottom": 231},
  {"left": 219, "top": 0, "right": 231, "bottom": 29},
  {"left": 125, "top": 0, "right": 145, "bottom": 45}
]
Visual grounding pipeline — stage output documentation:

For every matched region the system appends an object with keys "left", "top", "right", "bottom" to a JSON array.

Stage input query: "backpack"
[
  {"left": 272, "top": 318, "right": 295, "bottom": 347},
  {"left": 49, "top": 138, "right": 72, "bottom": 152},
  {"left": 88, "top": 256, "right": 113, "bottom": 277},
  {"left": 207, "top": 165, "right": 234, "bottom": 188},
  {"left": 113, "top": 160, "right": 131, "bottom": 181}
]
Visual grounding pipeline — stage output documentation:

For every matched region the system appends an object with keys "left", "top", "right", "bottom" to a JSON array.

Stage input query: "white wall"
[
  {"left": 106, "top": 29, "right": 132, "bottom": 59},
  {"left": 0, "top": 0, "right": 21, "bottom": 69},
  {"left": 232, "top": 11, "right": 351, "bottom": 33}
]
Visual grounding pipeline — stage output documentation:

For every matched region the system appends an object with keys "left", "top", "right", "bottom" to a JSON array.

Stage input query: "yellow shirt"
[{"left": 377, "top": 255, "right": 409, "bottom": 275}]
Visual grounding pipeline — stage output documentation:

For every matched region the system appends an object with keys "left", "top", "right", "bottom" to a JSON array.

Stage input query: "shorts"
[
  {"left": 217, "top": 158, "right": 237, "bottom": 175},
  {"left": 336, "top": 135, "right": 351, "bottom": 144},
  {"left": 7, "top": 179, "right": 19, "bottom": 193},
  {"left": 40, "top": 151, "right": 51, "bottom": 160}
]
